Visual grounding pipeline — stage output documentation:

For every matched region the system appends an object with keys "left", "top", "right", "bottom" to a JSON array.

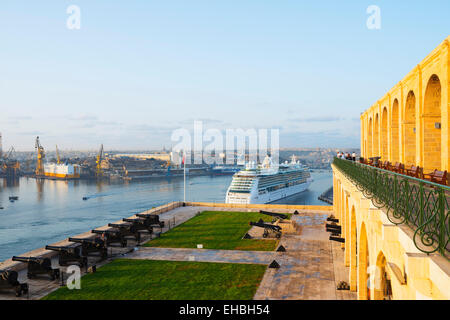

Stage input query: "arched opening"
[
  {"left": 368, "top": 117, "right": 373, "bottom": 157},
  {"left": 340, "top": 188, "right": 345, "bottom": 249},
  {"left": 333, "top": 180, "right": 342, "bottom": 220},
  {"left": 391, "top": 99, "right": 400, "bottom": 163},
  {"left": 423, "top": 75, "right": 442, "bottom": 172},
  {"left": 381, "top": 107, "right": 388, "bottom": 160},
  {"left": 344, "top": 196, "right": 349, "bottom": 266},
  {"left": 366, "top": 118, "right": 373, "bottom": 158},
  {"left": 404, "top": 91, "right": 416, "bottom": 166},
  {"left": 357, "top": 223, "right": 369, "bottom": 300},
  {"left": 373, "top": 114, "right": 380, "bottom": 156},
  {"left": 349, "top": 206, "right": 357, "bottom": 291},
  {"left": 373, "top": 251, "right": 393, "bottom": 300}
]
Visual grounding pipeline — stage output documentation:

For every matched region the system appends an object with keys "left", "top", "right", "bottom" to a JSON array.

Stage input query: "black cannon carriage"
[
  {"left": 0, "top": 269, "right": 28, "bottom": 297},
  {"left": 135, "top": 213, "right": 165, "bottom": 228},
  {"left": 12, "top": 256, "right": 60, "bottom": 280},
  {"left": 91, "top": 229, "right": 128, "bottom": 247},
  {"left": 259, "top": 210, "right": 288, "bottom": 223},
  {"left": 249, "top": 221, "right": 282, "bottom": 239},
  {"left": 45, "top": 245, "right": 88, "bottom": 267},
  {"left": 68, "top": 237, "right": 108, "bottom": 260},
  {"left": 108, "top": 222, "right": 142, "bottom": 243},
  {"left": 123, "top": 217, "right": 155, "bottom": 233}
]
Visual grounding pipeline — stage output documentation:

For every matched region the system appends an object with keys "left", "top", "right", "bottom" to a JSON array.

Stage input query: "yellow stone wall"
[
  {"left": 360, "top": 36, "right": 450, "bottom": 172},
  {"left": 332, "top": 166, "right": 450, "bottom": 300}
]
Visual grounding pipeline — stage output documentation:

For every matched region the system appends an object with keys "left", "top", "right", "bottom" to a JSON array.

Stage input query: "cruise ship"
[{"left": 225, "top": 155, "right": 313, "bottom": 204}]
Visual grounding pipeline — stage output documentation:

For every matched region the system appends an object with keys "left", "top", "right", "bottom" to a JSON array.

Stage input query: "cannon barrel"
[
  {"left": 68, "top": 237, "right": 102, "bottom": 245},
  {"left": 135, "top": 213, "right": 160, "bottom": 220},
  {"left": 12, "top": 256, "right": 46, "bottom": 263},
  {"left": 329, "top": 236, "right": 345, "bottom": 243},
  {"left": 259, "top": 210, "right": 288, "bottom": 219},
  {"left": 326, "top": 224, "right": 341, "bottom": 231},
  {"left": 45, "top": 245, "right": 78, "bottom": 252},
  {"left": 123, "top": 217, "right": 142, "bottom": 222},
  {"left": 108, "top": 223, "right": 132, "bottom": 229},
  {"left": 249, "top": 221, "right": 282, "bottom": 231},
  {"left": 92, "top": 229, "right": 120, "bottom": 234}
]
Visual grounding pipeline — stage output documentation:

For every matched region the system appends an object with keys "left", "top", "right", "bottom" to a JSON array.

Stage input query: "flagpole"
[{"left": 183, "top": 151, "right": 186, "bottom": 202}]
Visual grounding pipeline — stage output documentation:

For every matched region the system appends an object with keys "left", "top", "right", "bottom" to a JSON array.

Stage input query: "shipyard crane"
[
  {"left": 35, "top": 136, "right": 45, "bottom": 176},
  {"left": 1, "top": 146, "right": 20, "bottom": 178},
  {"left": 95, "top": 144, "right": 103, "bottom": 178},
  {"left": 56, "top": 145, "right": 61, "bottom": 164}
]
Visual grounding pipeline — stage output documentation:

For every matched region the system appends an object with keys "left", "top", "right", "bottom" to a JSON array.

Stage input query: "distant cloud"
[
  {"left": 9, "top": 116, "right": 32, "bottom": 120},
  {"left": 17, "top": 130, "right": 45, "bottom": 136},
  {"left": 289, "top": 116, "right": 342, "bottom": 122},
  {"left": 178, "top": 118, "right": 225, "bottom": 125},
  {"left": 68, "top": 114, "right": 99, "bottom": 121}
]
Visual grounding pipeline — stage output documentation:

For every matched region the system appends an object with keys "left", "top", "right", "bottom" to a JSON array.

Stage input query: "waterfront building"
[{"left": 332, "top": 36, "right": 449, "bottom": 299}]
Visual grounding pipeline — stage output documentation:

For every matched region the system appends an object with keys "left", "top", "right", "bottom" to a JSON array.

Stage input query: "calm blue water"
[{"left": 0, "top": 170, "right": 332, "bottom": 261}]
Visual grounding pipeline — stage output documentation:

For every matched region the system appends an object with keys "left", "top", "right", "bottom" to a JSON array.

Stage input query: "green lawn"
[
  {"left": 145, "top": 211, "right": 280, "bottom": 251},
  {"left": 43, "top": 259, "right": 266, "bottom": 300}
]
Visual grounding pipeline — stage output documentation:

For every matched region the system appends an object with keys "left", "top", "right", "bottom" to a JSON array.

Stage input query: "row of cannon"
[
  {"left": 0, "top": 213, "right": 164, "bottom": 297},
  {"left": 325, "top": 215, "right": 344, "bottom": 243}
]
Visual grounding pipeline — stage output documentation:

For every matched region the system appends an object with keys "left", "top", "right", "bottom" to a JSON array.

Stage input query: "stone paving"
[
  {"left": 254, "top": 211, "right": 357, "bottom": 300},
  {"left": 127, "top": 247, "right": 276, "bottom": 265}
]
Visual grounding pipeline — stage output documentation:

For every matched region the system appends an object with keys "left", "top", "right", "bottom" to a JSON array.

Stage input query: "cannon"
[
  {"left": 45, "top": 245, "right": 88, "bottom": 267},
  {"left": 108, "top": 223, "right": 142, "bottom": 243},
  {"left": 329, "top": 235, "right": 345, "bottom": 243},
  {"left": 327, "top": 216, "right": 339, "bottom": 223},
  {"left": 249, "top": 221, "right": 282, "bottom": 239},
  {"left": 259, "top": 210, "right": 288, "bottom": 223},
  {"left": 135, "top": 213, "right": 165, "bottom": 228},
  {"left": 325, "top": 224, "right": 341, "bottom": 233},
  {"left": 68, "top": 237, "right": 108, "bottom": 260},
  {"left": 12, "top": 256, "right": 60, "bottom": 280},
  {"left": 91, "top": 229, "right": 127, "bottom": 247},
  {"left": 0, "top": 269, "right": 28, "bottom": 297},
  {"left": 123, "top": 217, "right": 155, "bottom": 233}
]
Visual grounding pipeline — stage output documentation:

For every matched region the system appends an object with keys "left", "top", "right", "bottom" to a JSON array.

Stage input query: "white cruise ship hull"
[{"left": 226, "top": 178, "right": 313, "bottom": 204}]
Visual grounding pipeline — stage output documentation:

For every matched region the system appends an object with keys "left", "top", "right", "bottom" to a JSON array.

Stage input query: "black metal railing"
[{"left": 333, "top": 157, "right": 449, "bottom": 259}]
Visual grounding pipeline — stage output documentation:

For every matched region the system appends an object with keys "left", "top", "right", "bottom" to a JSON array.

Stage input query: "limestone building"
[{"left": 332, "top": 37, "right": 449, "bottom": 300}]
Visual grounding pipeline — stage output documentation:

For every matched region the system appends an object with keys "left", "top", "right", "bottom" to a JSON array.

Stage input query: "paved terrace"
[{"left": 0, "top": 202, "right": 356, "bottom": 300}]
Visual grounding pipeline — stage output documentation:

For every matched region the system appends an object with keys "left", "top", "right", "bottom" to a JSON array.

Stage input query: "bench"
[
  {"left": 423, "top": 170, "right": 448, "bottom": 186},
  {"left": 406, "top": 165, "right": 422, "bottom": 178},
  {"left": 381, "top": 161, "right": 391, "bottom": 170},
  {"left": 391, "top": 162, "right": 405, "bottom": 174}
]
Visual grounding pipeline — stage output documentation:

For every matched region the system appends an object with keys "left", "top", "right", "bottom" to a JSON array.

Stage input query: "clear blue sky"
[{"left": 1, "top": 1, "right": 449, "bottom": 151}]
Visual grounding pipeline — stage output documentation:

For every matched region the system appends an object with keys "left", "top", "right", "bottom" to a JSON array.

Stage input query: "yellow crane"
[
  {"left": 35, "top": 136, "right": 45, "bottom": 176},
  {"left": 1, "top": 146, "right": 20, "bottom": 178},
  {"left": 56, "top": 145, "right": 61, "bottom": 164},
  {"left": 95, "top": 144, "right": 103, "bottom": 178}
]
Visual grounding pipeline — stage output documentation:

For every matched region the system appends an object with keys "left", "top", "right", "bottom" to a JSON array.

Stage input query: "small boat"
[
  {"left": 9, "top": 196, "right": 19, "bottom": 201},
  {"left": 82, "top": 197, "right": 89, "bottom": 201}
]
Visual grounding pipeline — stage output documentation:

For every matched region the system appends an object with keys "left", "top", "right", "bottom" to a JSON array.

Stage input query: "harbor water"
[{"left": 0, "top": 170, "right": 332, "bottom": 261}]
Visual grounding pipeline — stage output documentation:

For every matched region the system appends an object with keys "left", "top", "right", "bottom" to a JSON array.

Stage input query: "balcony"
[{"left": 333, "top": 157, "right": 449, "bottom": 259}]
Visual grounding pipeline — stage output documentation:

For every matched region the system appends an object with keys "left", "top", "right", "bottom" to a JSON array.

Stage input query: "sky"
[{"left": 0, "top": 0, "right": 449, "bottom": 151}]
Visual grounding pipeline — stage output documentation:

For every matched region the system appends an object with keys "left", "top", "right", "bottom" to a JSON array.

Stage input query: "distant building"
[{"left": 112, "top": 153, "right": 171, "bottom": 162}]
